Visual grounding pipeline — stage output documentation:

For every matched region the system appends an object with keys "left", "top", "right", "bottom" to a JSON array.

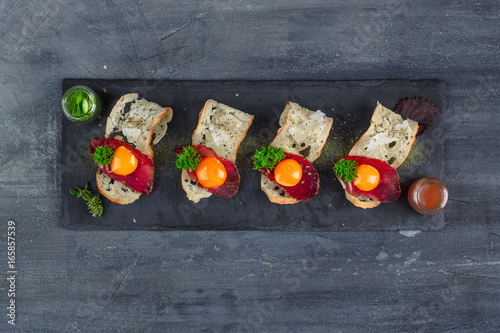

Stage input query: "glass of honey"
[{"left": 408, "top": 177, "right": 448, "bottom": 215}]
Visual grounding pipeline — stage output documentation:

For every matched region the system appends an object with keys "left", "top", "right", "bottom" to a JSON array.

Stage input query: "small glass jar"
[
  {"left": 62, "top": 85, "right": 102, "bottom": 123},
  {"left": 408, "top": 177, "right": 448, "bottom": 215}
]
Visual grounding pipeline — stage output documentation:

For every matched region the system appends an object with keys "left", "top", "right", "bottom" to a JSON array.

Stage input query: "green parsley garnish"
[
  {"left": 93, "top": 146, "right": 115, "bottom": 166},
  {"left": 252, "top": 146, "right": 286, "bottom": 170},
  {"left": 70, "top": 183, "right": 103, "bottom": 217},
  {"left": 333, "top": 158, "right": 359, "bottom": 183},
  {"left": 176, "top": 146, "right": 202, "bottom": 171}
]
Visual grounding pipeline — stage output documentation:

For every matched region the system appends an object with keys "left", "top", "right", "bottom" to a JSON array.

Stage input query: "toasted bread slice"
[
  {"left": 348, "top": 102, "right": 418, "bottom": 169},
  {"left": 181, "top": 170, "right": 212, "bottom": 203},
  {"left": 105, "top": 93, "right": 173, "bottom": 159},
  {"left": 192, "top": 99, "right": 254, "bottom": 163},
  {"left": 97, "top": 94, "right": 173, "bottom": 205},
  {"left": 260, "top": 174, "right": 299, "bottom": 204},
  {"left": 344, "top": 102, "right": 418, "bottom": 209},
  {"left": 182, "top": 100, "right": 254, "bottom": 202},
  {"left": 96, "top": 169, "right": 141, "bottom": 205},
  {"left": 262, "top": 102, "right": 333, "bottom": 204},
  {"left": 271, "top": 102, "right": 333, "bottom": 163},
  {"left": 345, "top": 191, "right": 381, "bottom": 209}
]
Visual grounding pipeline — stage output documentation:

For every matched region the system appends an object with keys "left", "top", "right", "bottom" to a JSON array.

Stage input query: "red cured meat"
[
  {"left": 256, "top": 153, "right": 319, "bottom": 202},
  {"left": 336, "top": 156, "right": 400, "bottom": 202},
  {"left": 175, "top": 145, "right": 240, "bottom": 199},
  {"left": 89, "top": 137, "right": 155, "bottom": 195}
]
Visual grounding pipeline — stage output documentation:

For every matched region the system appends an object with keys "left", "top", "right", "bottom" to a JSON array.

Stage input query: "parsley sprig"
[
  {"left": 333, "top": 158, "right": 359, "bottom": 183},
  {"left": 176, "top": 146, "right": 202, "bottom": 171},
  {"left": 253, "top": 146, "right": 286, "bottom": 170},
  {"left": 70, "top": 183, "right": 103, "bottom": 217},
  {"left": 93, "top": 146, "right": 115, "bottom": 166}
]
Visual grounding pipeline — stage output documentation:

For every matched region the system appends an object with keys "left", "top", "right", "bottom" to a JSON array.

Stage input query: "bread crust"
[
  {"left": 144, "top": 107, "right": 172, "bottom": 159},
  {"left": 394, "top": 123, "right": 418, "bottom": 168}
]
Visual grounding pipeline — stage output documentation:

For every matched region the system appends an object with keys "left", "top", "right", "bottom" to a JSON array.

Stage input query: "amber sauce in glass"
[
  {"left": 408, "top": 177, "right": 448, "bottom": 215},
  {"left": 418, "top": 182, "right": 443, "bottom": 210}
]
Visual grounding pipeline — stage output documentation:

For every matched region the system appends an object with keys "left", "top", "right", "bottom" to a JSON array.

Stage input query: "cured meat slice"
[
  {"left": 256, "top": 153, "right": 319, "bottom": 202},
  {"left": 175, "top": 145, "right": 240, "bottom": 199},
  {"left": 336, "top": 156, "right": 400, "bottom": 203},
  {"left": 89, "top": 137, "right": 154, "bottom": 195}
]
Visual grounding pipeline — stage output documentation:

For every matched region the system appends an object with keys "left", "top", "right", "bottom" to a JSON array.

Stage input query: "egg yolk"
[
  {"left": 110, "top": 146, "right": 138, "bottom": 176},
  {"left": 274, "top": 159, "right": 303, "bottom": 187},
  {"left": 196, "top": 157, "right": 227, "bottom": 188},
  {"left": 353, "top": 164, "right": 380, "bottom": 191}
]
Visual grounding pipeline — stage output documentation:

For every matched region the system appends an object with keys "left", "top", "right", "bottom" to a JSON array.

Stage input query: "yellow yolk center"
[
  {"left": 196, "top": 157, "right": 228, "bottom": 188},
  {"left": 110, "top": 146, "right": 138, "bottom": 176},
  {"left": 353, "top": 164, "right": 380, "bottom": 191},
  {"left": 274, "top": 159, "right": 303, "bottom": 187}
]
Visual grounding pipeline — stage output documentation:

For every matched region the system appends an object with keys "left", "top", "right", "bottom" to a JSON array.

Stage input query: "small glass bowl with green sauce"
[{"left": 62, "top": 85, "right": 102, "bottom": 123}]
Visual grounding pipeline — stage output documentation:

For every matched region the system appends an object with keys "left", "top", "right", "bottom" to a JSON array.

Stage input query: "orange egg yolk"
[
  {"left": 196, "top": 157, "right": 227, "bottom": 188},
  {"left": 353, "top": 164, "right": 380, "bottom": 191},
  {"left": 110, "top": 146, "right": 138, "bottom": 176},
  {"left": 274, "top": 159, "right": 303, "bottom": 187}
]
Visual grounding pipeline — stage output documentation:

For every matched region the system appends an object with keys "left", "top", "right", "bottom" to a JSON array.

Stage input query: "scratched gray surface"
[{"left": 0, "top": 1, "right": 499, "bottom": 332}]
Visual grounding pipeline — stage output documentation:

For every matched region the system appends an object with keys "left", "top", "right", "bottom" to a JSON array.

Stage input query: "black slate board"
[{"left": 61, "top": 79, "right": 445, "bottom": 231}]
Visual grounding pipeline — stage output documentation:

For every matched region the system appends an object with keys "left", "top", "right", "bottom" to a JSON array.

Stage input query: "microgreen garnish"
[
  {"left": 333, "top": 158, "right": 359, "bottom": 183},
  {"left": 70, "top": 183, "right": 103, "bottom": 217},
  {"left": 93, "top": 146, "right": 115, "bottom": 166},
  {"left": 252, "top": 146, "right": 286, "bottom": 170},
  {"left": 67, "top": 91, "right": 90, "bottom": 116},
  {"left": 176, "top": 146, "right": 202, "bottom": 171}
]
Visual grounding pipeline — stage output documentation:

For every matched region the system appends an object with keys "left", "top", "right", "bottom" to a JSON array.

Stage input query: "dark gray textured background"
[{"left": 0, "top": 1, "right": 499, "bottom": 332}]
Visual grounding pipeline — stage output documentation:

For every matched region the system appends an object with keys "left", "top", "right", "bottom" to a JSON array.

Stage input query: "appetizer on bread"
[
  {"left": 333, "top": 102, "right": 418, "bottom": 209},
  {"left": 175, "top": 99, "right": 254, "bottom": 203},
  {"left": 89, "top": 93, "right": 173, "bottom": 205},
  {"left": 253, "top": 102, "right": 333, "bottom": 204}
]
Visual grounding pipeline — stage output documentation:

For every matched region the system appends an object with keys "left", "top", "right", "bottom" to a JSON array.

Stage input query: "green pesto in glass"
[{"left": 62, "top": 86, "right": 102, "bottom": 123}]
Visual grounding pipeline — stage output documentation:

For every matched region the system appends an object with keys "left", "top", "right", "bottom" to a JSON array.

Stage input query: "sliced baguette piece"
[
  {"left": 260, "top": 174, "right": 299, "bottom": 205},
  {"left": 271, "top": 102, "right": 333, "bottom": 163},
  {"left": 182, "top": 99, "right": 254, "bottom": 202},
  {"left": 344, "top": 102, "right": 417, "bottom": 209},
  {"left": 191, "top": 99, "right": 254, "bottom": 163},
  {"left": 96, "top": 169, "right": 141, "bottom": 205},
  {"left": 262, "top": 102, "right": 333, "bottom": 204},
  {"left": 105, "top": 93, "right": 173, "bottom": 159},
  {"left": 348, "top": 102, "right": 418, "bottom": 169},
  {"left": 97, "top": 94, "right": 173, "bottom": 205},
  {"left": 345, "top": 191, "right": 381, "bottom": 209},
  {"left": 181, "top": 170, "right": 212, "bottom": 203},
  {"left": 336, "top": 176, "right": 381, "bottom": 209}
]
